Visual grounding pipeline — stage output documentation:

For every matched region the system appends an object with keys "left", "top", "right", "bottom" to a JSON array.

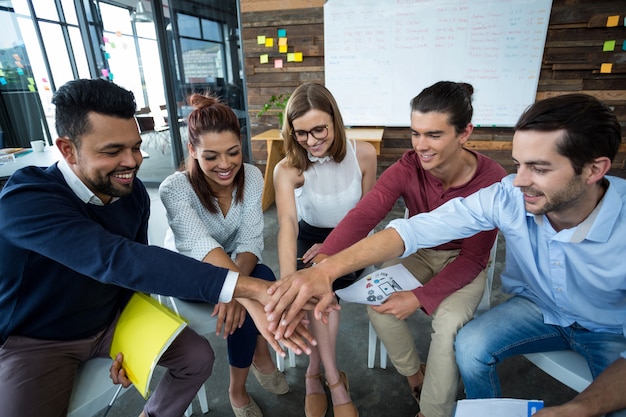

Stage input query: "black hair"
[
  {"left": 52, "top": 78, "right": 136, "bottom": 147},
  {"left": 515, "top": 94, "right": 621, "bottom": 174},
  {"left": 410, "top": 81, "right": 474, "bottom": 134}
]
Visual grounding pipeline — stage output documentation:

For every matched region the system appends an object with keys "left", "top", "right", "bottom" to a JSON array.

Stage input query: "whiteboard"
[{"left": 324, "top": 0, "right": 552, "bottom": 127}]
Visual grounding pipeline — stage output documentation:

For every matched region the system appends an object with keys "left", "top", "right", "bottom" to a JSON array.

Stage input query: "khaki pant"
[{"left": 367, "top": 248, "right": 486, "bottom": 417}]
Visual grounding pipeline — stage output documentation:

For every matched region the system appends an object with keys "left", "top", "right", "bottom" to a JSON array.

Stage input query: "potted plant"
[{"left": 256, "top": 93, "right": 290, "bottom": 128}]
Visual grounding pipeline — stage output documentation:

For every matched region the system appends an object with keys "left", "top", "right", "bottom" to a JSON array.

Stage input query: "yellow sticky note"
[
  {"left": 28, "top": 77, "right": 34, "bottom": 84},
  {"left": 265, "top": 37, "right": 274, "bottom": 47},
  {"left": 0, "top": 70, "right": 4, "bottom": 77},
  {"left": 260, "top": 54, "right": 269, "bottom": 64},
  {"left": 274, "top": 59, "right": 283, "bottom": 69},
  {"left": 606, "top": 15, "right": 619, "bottom": 27},
  {"left": 600, "top": 63, "right": 613, "bottom": 73},
  {"left": 278, "top": 37, "right": 287, "bottom": 46},
  {"left": 279, "top": 45, "right": 288, "bottom": 53},
  {"left": 294, "top": 52, "right": 303, "bottom": 62},
  {"left": 257, "top": 35, "right": 266, "bottom": 45},
  {"left": 603, "top": 40, "right": 616, "bottom": 51},
  {"left": 287, "top": 53, "right": 295, "bottom": 62},
  {"left": 28, "top": 84, "right": 36, "bottom": 92}
]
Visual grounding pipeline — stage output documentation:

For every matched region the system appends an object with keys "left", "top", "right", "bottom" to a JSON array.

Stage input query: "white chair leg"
[
  {"left": 276, "top": 349, "right": 285, "bottom": 372},
  {"left": 197, "top": 383, "right": 209, "bottom": 414},
  {"left": 380, "top": 339, "right": 387, "bottom": 369},
  {"left": 368, "top": 321, "right": 377, "bottom": 368},
  {"left": 288, "top": 348, "right": 296, "bottom": 368},
  {"left": 368, "top": 321, "right": 388, "bottom": 369}
]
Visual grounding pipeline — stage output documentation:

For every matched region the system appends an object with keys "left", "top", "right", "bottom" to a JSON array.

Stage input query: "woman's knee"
[{"left": 251, "top": 263, "right": 276, "bottom": 282}]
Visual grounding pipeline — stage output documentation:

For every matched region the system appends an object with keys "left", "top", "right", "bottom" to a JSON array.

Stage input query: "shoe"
[
  {"left": 327, "top": 371, "right": 358, "bottom": 417},
  {"left": 411, "top": 363, "right": 427, "bottom": 406},
  {"left": 231, "top": 395, "right": 263, "bottom": 417},
  {"left": 251, "top": 364, "right": 289, "bottom": 394},
  {"left": 305, "top": 373, "right": 328, "bottom": 417}
]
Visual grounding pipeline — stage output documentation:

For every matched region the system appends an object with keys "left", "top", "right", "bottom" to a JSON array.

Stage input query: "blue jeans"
[{"left": 455, "top": 296, "right": 626, "bottom": 416}]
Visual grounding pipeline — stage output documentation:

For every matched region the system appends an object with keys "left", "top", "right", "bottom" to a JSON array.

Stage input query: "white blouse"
[
  {"left": 295, "top": 139, "right": 362, "bottom": 228},
  {"left": 158, "top": 164, "right": 265, "bottom": 262}
]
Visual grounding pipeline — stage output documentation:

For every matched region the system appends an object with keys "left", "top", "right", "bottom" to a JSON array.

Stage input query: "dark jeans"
[
  {"left": 297, "top": 220, "right": 360, "bottom": 293},
  {"left": 227, "top": 263, "right": 276, "bottom": 368}
]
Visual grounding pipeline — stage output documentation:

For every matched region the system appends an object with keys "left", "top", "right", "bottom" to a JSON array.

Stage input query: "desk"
[
  {"left": 1, "top": 146, "right": 62, "bottom": 182},
  {"left": 251, "top": 127, "right": 384, "bottom": 211}
]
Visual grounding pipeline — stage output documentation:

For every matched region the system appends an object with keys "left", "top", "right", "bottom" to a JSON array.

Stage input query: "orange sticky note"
[
  {"left": 116, "top": 31, "right": 122, "bottom": 37},
  {"left": 600, "top": 63, "right": 613, "bottom": 73},
  {"left": 274, "top": 59, "right": 283, "bottom": 68},
  {"left": 278, "top": 37, "right": 287, "bottom": 46},
  {"left": 603, "top": 40, "right": 616, "bottom": 51},
  {"left": 257, "top": 35, "right": 266, "bottom": 45},
  {"left": 279, "top": 45, "right": 288, "bottom": 53},
  {"left": 606, "top": 15, "right": 619, "bottom": 27},
  {"left": 260, "top": 54, "right": 269, "bottom": 64},
  {"left": 265, "top": 37, "right": 274, "bottom": 47},
  {"left": 294, "top": 52, "right": 303, "bottom": 62},
  {"left": 287, "top": 53, "right": 295, "bottom": 62}
]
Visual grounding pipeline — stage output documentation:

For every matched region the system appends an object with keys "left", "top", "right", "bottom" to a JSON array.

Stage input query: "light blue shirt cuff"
[{"left": 218, "top": 271, "right": 239, "bottom": 303}]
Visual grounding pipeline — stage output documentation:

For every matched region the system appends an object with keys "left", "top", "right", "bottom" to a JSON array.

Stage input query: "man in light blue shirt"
[{"left": 267, "top": 93, "right": 626, "bottom": 417}]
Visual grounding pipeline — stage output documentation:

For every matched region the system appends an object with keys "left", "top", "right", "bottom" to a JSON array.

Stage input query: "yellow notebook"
[{"left": 110, "top": 292, "right": 187, "bottom": 399}]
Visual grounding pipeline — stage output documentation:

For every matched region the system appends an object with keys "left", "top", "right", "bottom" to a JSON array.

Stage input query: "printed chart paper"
[{"left": 335, "top": 264, "right": 422, "bottom": 305}]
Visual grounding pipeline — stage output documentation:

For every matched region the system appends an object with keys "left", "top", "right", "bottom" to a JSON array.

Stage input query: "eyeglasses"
[{"left": 291, "top": 124, "right": 330, "bottom": 143}]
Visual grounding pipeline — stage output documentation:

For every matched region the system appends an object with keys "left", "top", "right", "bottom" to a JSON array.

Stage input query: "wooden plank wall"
[{"left": 241, "top": 0, "right": 626, "bottom": 178}]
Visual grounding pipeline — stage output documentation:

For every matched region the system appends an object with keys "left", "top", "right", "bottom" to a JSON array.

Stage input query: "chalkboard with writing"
[{"left": 324, "top": 0, "right": 552, "bottom": 127}]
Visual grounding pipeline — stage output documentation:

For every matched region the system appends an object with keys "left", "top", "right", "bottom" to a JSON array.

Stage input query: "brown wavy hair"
[
  {"left": 281, "top": 82, "right": 347, "bottom": 172},
  {"left": 184, "top": 93, "right": 244, "bottom": 213}
]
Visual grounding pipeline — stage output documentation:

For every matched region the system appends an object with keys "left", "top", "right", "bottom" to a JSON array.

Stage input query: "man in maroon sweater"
[{"left": 306, "top": 82, "right": 506, "bottom": 417}]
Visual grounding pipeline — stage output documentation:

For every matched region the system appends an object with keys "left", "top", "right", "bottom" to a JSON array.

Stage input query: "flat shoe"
[
  {"left": 327, "top": 371, "right": 358, "bottom": 417},
  {"left": 251, "top": 364, "right": 289, "bottom": 394},
  {"left": 231, "top": 396, "right": 263, "bottom": 417},
  {"left": 411, "top": 363, "right": 427, "bottom": 405},
  {"left": 305, "top": 373, "right": 328, "bottom": 417}
]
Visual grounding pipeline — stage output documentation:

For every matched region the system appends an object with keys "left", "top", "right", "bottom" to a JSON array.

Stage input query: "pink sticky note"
[{"left": 274, "top": 59, "right": 283, "bottom": 68}]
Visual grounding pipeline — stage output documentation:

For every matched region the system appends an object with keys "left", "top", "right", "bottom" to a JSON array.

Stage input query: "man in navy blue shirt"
[{"left": 0, "top": 79, "right": 313, "bottom": 417}]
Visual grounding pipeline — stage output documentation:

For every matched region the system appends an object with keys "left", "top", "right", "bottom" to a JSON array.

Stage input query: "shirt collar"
[
  {"left": 307, "top": 152, "right": 333, "bottom": 164},
  {"left": 532, "top": 181, "right": 612, "bottom": 243},
  {"left": 58, "top": 158, "right": 118, "bottom": 205}
]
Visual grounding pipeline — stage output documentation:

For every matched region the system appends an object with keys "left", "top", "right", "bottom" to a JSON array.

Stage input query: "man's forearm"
[
  {"left": 319, "top": 228, "right": 406, "bottom": 280},
  {"left": 233, "top": 275, "right": 270, "bottom": 303},
  {"left": 565, "top": 357, "right": 626, "bottom": 416}
]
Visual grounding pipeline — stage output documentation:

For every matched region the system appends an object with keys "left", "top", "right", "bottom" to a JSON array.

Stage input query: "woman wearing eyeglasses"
[{"left": 273, "top": 82, "right": 377, "bottom": 417}]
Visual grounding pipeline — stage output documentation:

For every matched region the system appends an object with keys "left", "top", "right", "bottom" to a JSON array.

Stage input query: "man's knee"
[
  {"left": 366, "top": 305, "right": 397, "bottom": 326},
  {"left": 194, "top": 338, "right": 215, "bottom": 379}
]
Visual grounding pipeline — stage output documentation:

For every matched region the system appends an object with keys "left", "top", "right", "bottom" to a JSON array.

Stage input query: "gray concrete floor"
[{"left": 99, "top": 189, "right": 578, "bottom": 417}]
